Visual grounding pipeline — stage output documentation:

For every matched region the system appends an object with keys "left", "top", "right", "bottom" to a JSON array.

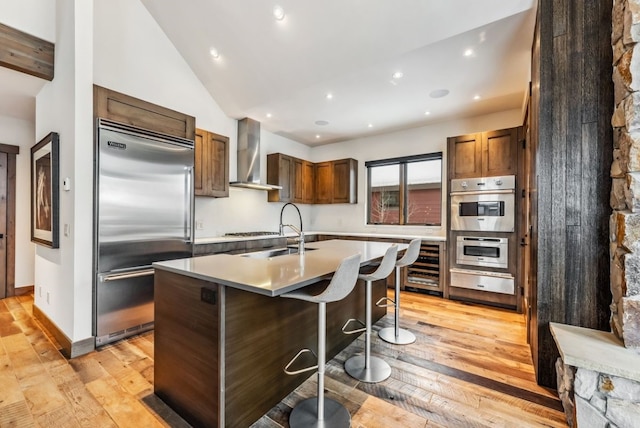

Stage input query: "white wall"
[
  {"left": 309, "top": 109, "right": 523, "bottom": 238},
  {"left": 34, "top": 0, "right": 94, "bottom": 341},
  {"left": 0, "top": 116, "right": 34, "bottom": 287},
  {"left": 1, "top": 0, "right": 56, "bottom": 42}
]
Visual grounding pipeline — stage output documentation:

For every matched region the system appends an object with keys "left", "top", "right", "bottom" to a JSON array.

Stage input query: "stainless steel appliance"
[
  {"left": 94, "top": 119, "right": 194, "bottom": 346},
  {"left": 456, "top": 236, "right": 508, "bottom": 269},
  {"left": 449, "top": 268, "right": 514, "bottom": 295},
  {"left": 450, "top": 175, "right": 515, "bottom": 232}
]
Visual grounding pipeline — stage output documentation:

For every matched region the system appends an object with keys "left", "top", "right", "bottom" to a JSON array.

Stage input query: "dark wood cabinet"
[
  {"left": 194, "top": 128, "right": 229, "bottom": 198},
  {"left": 448, "top": 127, "right": 519, "bottom": 179},
  {"left": 267, "top": 153, "right": 293, "bottom": 202},
  {"left": 302, "top": 160, "right": 315, "bottom": 204},
  {"left": 314, "top": 161, "right": 333, "bottom": 204},
  {"left": 268, "top": 154, "right": 357, "bottom": 204},
  {"left": 332, "top": 158, "right": 358, "bottom": 204},
  {"left": 482, "top": 127, "right": 518, "bottom": 177},
  {"left": 448, "top": 133, "right": 482, "bottom": 178}
]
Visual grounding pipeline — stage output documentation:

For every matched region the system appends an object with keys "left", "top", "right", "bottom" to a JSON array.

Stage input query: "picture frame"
[{"left": 31, "top": 132, "right": 59, "bottom": 248}]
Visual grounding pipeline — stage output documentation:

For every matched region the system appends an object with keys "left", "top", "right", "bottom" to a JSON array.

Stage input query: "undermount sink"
[{"left": 240, "top": 246, "right": 316, "bottom": 259}]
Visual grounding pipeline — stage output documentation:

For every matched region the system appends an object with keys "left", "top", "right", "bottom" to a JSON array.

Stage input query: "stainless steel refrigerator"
[{"left": 94, "top": 119, "right": 194, "bottom": 346}]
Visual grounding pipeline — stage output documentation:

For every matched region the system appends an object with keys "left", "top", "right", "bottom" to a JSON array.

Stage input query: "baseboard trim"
[
  {"left": 33, "top": 304, "right": 95, "bottom": 358},
  {"left": 14, "top": 285, "right": 34, "bottom": 296}
]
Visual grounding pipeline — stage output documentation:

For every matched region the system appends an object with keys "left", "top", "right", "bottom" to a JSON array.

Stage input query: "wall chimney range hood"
[{"left": 230, "top": 117, "right": 282, "bottom": 191}]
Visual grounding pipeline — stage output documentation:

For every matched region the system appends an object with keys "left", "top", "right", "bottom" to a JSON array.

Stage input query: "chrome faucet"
[{"left": 279, "top": 202, "right": 304, "bottom": 254}]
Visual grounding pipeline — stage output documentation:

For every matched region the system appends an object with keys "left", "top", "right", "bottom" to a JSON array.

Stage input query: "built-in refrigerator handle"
[
  {"left": 185, "top": 166, "right": 194, "bottom": 243},
  {"left": 99, "top": 268, "right": 155, "bottom": 282}
]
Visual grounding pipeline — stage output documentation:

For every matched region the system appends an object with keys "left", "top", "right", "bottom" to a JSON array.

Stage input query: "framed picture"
[{"left": 31, "top": 132, "right": 59, "bottom": 248}]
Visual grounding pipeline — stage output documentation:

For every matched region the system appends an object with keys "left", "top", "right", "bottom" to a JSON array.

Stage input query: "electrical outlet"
[
  {"left": 196, "top": 220, "right": 204, "bottom": 230},
  {"left": 46, "top": 292, "right": 50, "bottom": 304}
]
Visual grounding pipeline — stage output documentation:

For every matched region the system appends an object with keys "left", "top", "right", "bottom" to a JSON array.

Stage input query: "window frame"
[{"left": 365, "top": 152, "right": 443, "bottom": 226}]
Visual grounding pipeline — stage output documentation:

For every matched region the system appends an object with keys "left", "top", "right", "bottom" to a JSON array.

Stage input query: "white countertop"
[
  {"left": 550, "top": 322, "right": 640, "bottom": 382},
  {"left": 194, "top": 230, "right": 446, "bottom": 244},
  {"left": 155, "top": 239, "right": 407, "bottom": 297}
]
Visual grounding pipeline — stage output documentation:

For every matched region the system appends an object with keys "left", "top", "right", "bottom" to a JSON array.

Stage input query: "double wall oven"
[{"left": 449, "top": 176, "right": 516, "bottom": 297}]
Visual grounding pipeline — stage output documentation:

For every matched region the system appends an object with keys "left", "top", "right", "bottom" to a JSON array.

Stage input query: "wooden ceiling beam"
[{"left": 0, "top": 22, "right": 54, "bottom": 81}]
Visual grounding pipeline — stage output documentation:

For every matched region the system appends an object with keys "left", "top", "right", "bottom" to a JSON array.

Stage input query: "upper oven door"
[{"left": 450, "top": 192, "right": 514, "bottom": 232}]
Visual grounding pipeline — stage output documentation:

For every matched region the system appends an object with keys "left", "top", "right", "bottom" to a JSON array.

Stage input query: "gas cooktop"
[{"left": 224, "top": 231, "right": 280, "bottom": 237}]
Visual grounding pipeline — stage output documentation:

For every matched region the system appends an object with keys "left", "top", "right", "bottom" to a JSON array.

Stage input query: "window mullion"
[{"left": 399, "top": 163, "right": 407, "bottom": 225}]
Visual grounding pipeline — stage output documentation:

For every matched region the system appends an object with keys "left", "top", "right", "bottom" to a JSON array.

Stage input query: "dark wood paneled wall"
[{"left": 530, "top": 0, "right": 613, "bottom": 387}]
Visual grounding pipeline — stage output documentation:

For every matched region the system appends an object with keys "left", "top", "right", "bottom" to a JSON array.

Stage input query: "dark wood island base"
[{"left": 153, "top": 269, "right": 386, "bottom": 428}]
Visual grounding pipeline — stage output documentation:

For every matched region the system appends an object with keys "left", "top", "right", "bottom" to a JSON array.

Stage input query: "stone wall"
[
  {"left": 611, "top": 0, "right": 640, "bottom": 352},
  {"left": 556, "top": 359, "right": 640, "bottom": 428}
]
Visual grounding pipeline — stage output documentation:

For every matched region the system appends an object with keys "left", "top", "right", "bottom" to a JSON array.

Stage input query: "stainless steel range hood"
[{"left": 230, "top": 117, "right": 282, "bottom": 191}]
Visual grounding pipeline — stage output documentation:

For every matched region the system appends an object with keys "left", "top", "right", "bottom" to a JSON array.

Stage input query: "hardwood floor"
[{"left": 0, "top": 291, "right": 568, "bottom": 427}]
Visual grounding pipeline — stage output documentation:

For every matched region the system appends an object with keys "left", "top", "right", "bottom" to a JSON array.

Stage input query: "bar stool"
[
  {"left": 281, "top": 253, "right": 362, "bottom": 428},
  {"left": 378, "top": 238, "right": 421, "bottom": 345},
  {"left": 343, "top": 245, "right": 398, "bottom": 383}
]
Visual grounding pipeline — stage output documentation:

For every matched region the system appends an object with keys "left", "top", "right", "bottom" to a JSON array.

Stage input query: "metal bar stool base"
[
  {"left": 378, "top": 327, "right": 416, "bottom": 345},
  {"left": 344, "top": 355, "right": 391, "bottom": 383},
  {"left": 289, "top": 397, "right": 351, "bottom": 428}
]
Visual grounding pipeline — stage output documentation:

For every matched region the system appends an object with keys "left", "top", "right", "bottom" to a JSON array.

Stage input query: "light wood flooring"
[{"left": 0, "top": 291, "right": 568, "bottom": 427}]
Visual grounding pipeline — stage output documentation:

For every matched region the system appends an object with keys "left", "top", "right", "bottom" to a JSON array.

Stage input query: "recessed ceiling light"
[
  {"left": 392, "top": 71, "right": 403, "bottom": 79},
  {"left": 473, "top": 94, "right": 481, "bottom": 100},
  {"left": 210, "top": 48, "right": 220, "bottom": 59},
  {"left": 425, "top": 111, "right": 431, "bottom": 116},
  {"left": 368, "top": 123, "right": 373, "bottom": 128},
  {"left": 266, "top": 113, "right": 272, "bottom": 118},
  {"left": 315, "top": 120, "right": 329, "bottom": 126},
  {"left": 273, "top": 5, "right": 285, "bottom": 21},
  {"left": 326, "top": 93, "right": 333, "bottom": 100},
  {"left": 429, "top": 89, "right": 449, "bottom": 98},
  {"left": 316, "top": 134, "right": 321, "bottom": 139},
  {"left": 464, "top": 49, "right": 474, "bottom": 57}
]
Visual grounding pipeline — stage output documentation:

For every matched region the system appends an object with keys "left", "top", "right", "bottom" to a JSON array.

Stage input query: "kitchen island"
[{"left": 152, "top": 239, "right": 405, "bottom": 428}]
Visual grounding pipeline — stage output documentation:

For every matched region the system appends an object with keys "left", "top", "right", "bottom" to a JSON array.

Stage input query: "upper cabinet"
[
  {"left": 195, "top": 128, "right": 229, "bottom": 198},
  {"left": 448, "top": 127, "right": 519, "bottom": 179},
  {"left": 267, "top": 153, "right": 294, "bottom": 202},
  {"left": 267, "top": 154, "right": 357, "bottom": 204},
  {"left": 314, "top": 161, "right": 333, "bottom": 204},
  {"left": 331, "top": 158, "right": 358, "bottom": 204}
]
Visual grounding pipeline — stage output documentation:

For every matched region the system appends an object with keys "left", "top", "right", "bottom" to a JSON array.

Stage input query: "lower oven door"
[
  {"left": 456, "top": 236, "right": 508, "bottom": 269},
  {"left": 450, "top": 192, "right": 514, "bottom": 232},
  {"left": 449, "top": 268, "right": 514, "bottom": 295},
  {"left": 96, "top": 267, "right": 155, "bottom": 346}
]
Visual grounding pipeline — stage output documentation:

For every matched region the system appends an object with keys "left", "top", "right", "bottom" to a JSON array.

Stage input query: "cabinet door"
[
  {"left": 314, "top": 162, "right": 333, "bottom": 204},
  {"left": 267, "top": 153, "right": 293, "bottom": 202},
  {"left": 302, "top": 160, "right": 315, "bottom": 204},
  {"left": 194, "top": 128, "right": 229, "bottom": 198},
  {"left": 292, "top": 157, "right": 304, "bottom": 203},
  {"left": 194, "top": 129, "right": 208, "bottom": 196},
  {"left": 332, "top": 159, "right": 357, "bottom": 204},
  {"left": 209, "top": 132, "right": 229, "bottom": 198},
  {"left": 448, "top": 133, "right": 482, "bottom": 179},
  {"left": 482, "top": 128, "right": 518, "bottom": 177}
]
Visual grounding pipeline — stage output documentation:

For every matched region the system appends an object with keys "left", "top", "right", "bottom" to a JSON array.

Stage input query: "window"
[{"left": 366, "top": 153, "right": 442, "bottom": 225}]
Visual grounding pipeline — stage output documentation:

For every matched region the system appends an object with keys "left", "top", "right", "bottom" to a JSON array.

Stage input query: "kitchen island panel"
[{"left": 154, "top": 270, "right": 220, "bottom": 428}]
